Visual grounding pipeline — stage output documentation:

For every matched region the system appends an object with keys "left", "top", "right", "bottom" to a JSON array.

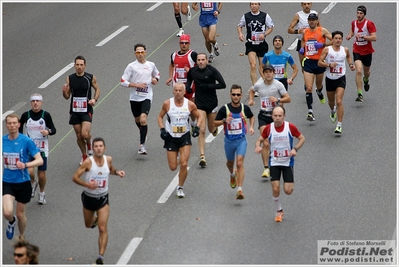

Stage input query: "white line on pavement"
[
  {"left": 146, "top": 2, "right": 162, "bottom": 11},
  {"left": 2, "top": 102, "right": 27, "bottom": 120},
  {"left": 96, "top": 26, "right": 129, "bottom": 47},
  {"left": 206, "top": 125, "right": 223, "bottom": 143},
  {"left": 157, "top": 167, "right": 189, "bottom": 203},
  {"left": 321, "top": 2, "right": 337, "bottom": 13},
  {"left": 116, "top": 237, "right": 143, "bottom": 265},
  {"left": 38, "top": 63, "right": 74, "bottom": 89}
]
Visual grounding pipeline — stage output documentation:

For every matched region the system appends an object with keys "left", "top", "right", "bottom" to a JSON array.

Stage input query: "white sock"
[
  {"left": 337, "top": 122, "right": 342, "bottom": 127},
  {"left": 273, "top": 196, "right": 282, "bottom": 211},
  {"left": 237, "top": 187, "right": 242, "bottom": 191}
]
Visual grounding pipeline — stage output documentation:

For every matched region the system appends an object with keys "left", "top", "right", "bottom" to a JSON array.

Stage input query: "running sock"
[
  {"left": 264, "top": 166, "right": 269, "bottom": 169},
  {"left": 175, "top": 13, "right": 182, "bottom": 28},
  {"left": 337, "top": 122, "right": 342, "bottom": 127},
  {"left": 230, "top": 172, "right": 236, "bottom": 178},
  {"left": 306, "top": 93, "right": 313, "bottom": 110},
  {"left": 363, "top": 77, "right": 369, "bottom": 83},
  {"left": 135, "top": 122, "right": 141, "bottom": 130},
  {"left": 237, "top": 186, "right": 242, "bottom": 192},
  {"left": 357, "top": 89, "right": 363, "bottom": 95},
  {"left": 9, "top": 217, "right": 16, "bottom": 224},
  {"left": 273, "top": 196, "right": 282, "bottom": 211},
  {"left": 140, "top": 125, "right": 148, "bottom": 145}
]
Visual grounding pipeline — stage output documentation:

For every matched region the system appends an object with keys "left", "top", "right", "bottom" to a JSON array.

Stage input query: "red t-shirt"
[{"left": 351, "top": 19, "right": 377, "bottom": 55}]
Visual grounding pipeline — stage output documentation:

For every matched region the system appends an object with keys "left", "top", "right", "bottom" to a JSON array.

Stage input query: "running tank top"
[
  {"left": 26, "top": 110, "right": 49, "bottom": 156},
  {"left": 303, "top": 27, "right": 325, "bottom": 60},
  {"left": 165, "top": 97, "right": 190, "bottom": 138},
  {"left": 84, "top": 155, "right": 109, "bottom": 197},
  {"left": 325, "top": 46, "right": 347, "bottom": 80}
]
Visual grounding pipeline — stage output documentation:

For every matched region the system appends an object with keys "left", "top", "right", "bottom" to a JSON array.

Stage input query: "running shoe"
[
  {"left": 307, "top": 112, "right": 315, "bottom": 121},
  {"left": 213, "top": 43, "right": 220, "bottom": 56},
  {"left": 38, "top": 192, "right": 46, "bottom": 205},
  {"left": 330, "top": 112, "right": 337, "bottom": 123},
  {"left": 91, "top": 216, "right": 98, "bottom": 229},
  {"left": 176, "top": 186, "right": 185, "bottom": 198},
  {"left": 95, "top": 257, "right": 104, "bottom": 265},
  {"left": 186, "top": 5, "right": 191, "bottom": 21},
  {"left": 176, "top": 28, "right": 184, "bottom": 37},
  {"left": 262, "top": 167, "right": 270, "bottom": 179},
  {"left": 87, "top": 138, "right": 93, "bottom": 156},
  {"left": 363, "top": 77, "right": 370, "bottom": 91},
  {"left": 334, "top": 126, "right": 342, "bottom": 134},
  {"left": 212, "top": 127, "right": 218, "bottom": 137},
  {"left": 208, "top": 54, "right": 214, "bottom": 63},
  {"left": 31, "top": 180, "right": 38, "bottom": 198},
  {"left": 355, "top": 93, "right": 363, "bottom": 102},
  {"left": 80, "top": 155, "right": 88, "bottom": 166},
  {"left": 199, "top": 155, "right": 207, "bottom": 167},
  {"left": 236, "top": 190, "right": 244, "bottom": 200},
  {"left": 6, "top": 215, "right": 16, "bottom": 240},
  {"left": 316, "top": 89, "right": 326, "bottom": 104},
  {"left": 230, "top": 170, "right": 237, "bottom": 189},
  {"left": 138, "top": 145, "right": 147, "bottom": 155},
  {"left": 275, "top": 210, "right": 284, "bottom": 222}
]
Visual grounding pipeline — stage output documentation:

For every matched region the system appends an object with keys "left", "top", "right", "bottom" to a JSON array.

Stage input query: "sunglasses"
[
  {"left": 231, "top": 93, "right": 242, "bottom": 96},
  {"left": 180, "top": 42, "right": 189, "bottom": 45},
  {"left": 135, "top": 51, "right": 145, "bottom": 55},
  {"left": 14, "top": 253, "right": 25, "bottom": 257}
]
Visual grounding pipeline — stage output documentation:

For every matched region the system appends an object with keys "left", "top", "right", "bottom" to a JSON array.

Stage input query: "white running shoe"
[
  {"left": 213, "top": 43, "right": 220, "bottom": 56},
  {"left": 138, "top": 145, "right": 147, "bottom": 155},
  {"left": 31, "top": 180, "right": 38, "bottom": 198},
  {"left": 38, "top": 192, "right": 46, "bottom": 205},
  {"left": 186, "top": 5, "right": 191, "bottom": 21},
  {"left": 176, "top": 186, "right": 185, "bottom": 198},
  {"left": 177, "top": 28, "right": 184, "bottom": 37}
]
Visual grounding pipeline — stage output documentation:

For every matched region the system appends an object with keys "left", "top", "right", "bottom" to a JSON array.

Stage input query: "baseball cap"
[
  {"left": 179, "top": 34, "right": 190, "bottom": 42},
  {"left": 308, "top": 13, "right": 318, "bottom": 20},
  {"left": 263, "top": 64, "right": 275, "bottom": 72}
]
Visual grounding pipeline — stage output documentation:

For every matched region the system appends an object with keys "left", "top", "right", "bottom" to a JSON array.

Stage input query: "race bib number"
[
  {"left": 227, "top": 118, "right": 243, "bottom": 135},
  {"left": 251, "top": 31, "right": 263, "bottom": 45},
  {"left": 273, "top": 64, "right": 285, "bottom": 79},
  {"left": 90, "top": 177, "right": 107, "bottom": 188},
  {"left": 72, "top": 97, "right": 87, "bottom": 112},
  {"left": 3, "top": 152, "right": 19, "bottom": 170},
  {"left": 201, "top": 2, "right": 214, "bottom": 11},
  {"left": 135, "top": 86, "right": 149, "bottom": 96},
  {"left": 172, "top": 126, "right": 186, "bottom": 133},
  {"left": 261, "top": 96, "right": 274, "bottom": 111},
  {"left": 329, "top": 63, "right": 343, "bottom": 76},
  {"left": 33, "top": 139, "right": 46, "bottom": 149},
  {"left": 356, "top": 33, "right": 367, "bottom": 46},
  {"left": 273, "top": 147, "right": 289, "bottom": 162},
  {"left": 305, "top": 40, "right": 318, "bottom": 56}
]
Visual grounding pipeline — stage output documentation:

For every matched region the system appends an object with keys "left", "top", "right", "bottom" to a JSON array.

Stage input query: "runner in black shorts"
[
  {"left": 62, "top": 55, "right": 100, "bottom": 165},
  {"left": 186, "top": 53, "right": 226, "bottom": 167},
  {"left": 158, "top": 83, "right": 202, "bottom": 198},
  {"left": 72, "top": 137, "right": 125, "bottom": 264}
]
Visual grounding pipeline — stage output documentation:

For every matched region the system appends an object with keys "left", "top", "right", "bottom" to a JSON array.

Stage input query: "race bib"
[
  {"left": 90, "top": 176, "right": 107, "bottom": 188},
  {"left": 72, "top": 97, "right": 87, "bottom": 112},
  {"left": 273, "top": 147, "right": 290, "bottom": 162},
  {"left": 261, "top": 96, "right": 274, "bottom": 111},
  {"left": 305, "top": 40, "right": 318, "bottom": 56},
  {"left": 227, "top": 118, "right": 243, "bottom": 135},
  {"left": 273, "top": 64, "right": 285, "bottom": 79},
  {"left": 3, "top": 152, "right": 19, "bottom": 170},
  {"left": 251, "top": 31, "right": 263, "bottom": 45},
  {"left": 135, "top": 86, "right": 149, "bottom": 96}
]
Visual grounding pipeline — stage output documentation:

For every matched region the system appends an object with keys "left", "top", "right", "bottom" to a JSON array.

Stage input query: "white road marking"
[
  {"left": 116, "top": 237, "right": 143, "bottom": 265},
  {"left": 38, "top": 63, "right": 74, "bottom": 89},
  {"left": 205, "top": 125, "right": 223, "bottom": 143},
  {"left": 321, "top": 2, "right": 337, "bottom": 13},
  {"left": 96, "top": 26, "right": 129, "bottom": 47},
  {"left": 146, "top": 2, "right": 162, "bottom": 11},
  {"left": 157, "top": 167, "right": 189, "bottom": 203},
  {"left": 288, "top": 38, "right": 298, "bottom": 51},
  {"left": 2, "top": 102, "right": 27, "bottom": 120}
]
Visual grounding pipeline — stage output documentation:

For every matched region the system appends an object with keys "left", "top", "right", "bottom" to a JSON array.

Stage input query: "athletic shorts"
[
  {"left": 197, "top": 105, "right": 218, "bottom": 114},
  {"left": 81, "top": 192, "right": 109, "bottom": 211},
  {"left": 303, "top": 58, "right": 326, "bottom": 74},
  {"left": 130, "top": 99, "right": 151, "bottom": 118},
  {"left": 353, "top": 52, "right": 372, "bottom": 67},
  {"left": 199, "top": 14, "right": 218, "bottom": 28},
  {"left": 326, "top": 76, "right": 346, "bottom": 92},
  {"left": 245, "top": 41, "right": 269, "bottom": 58},
  {"left": 69, "top": 112, "right": 92, "bottom": 125},
  {"left": 277, "top": 78, "right": 288, "bottom": 91},
  {"left": 258, "top": 112, "right": 273, "bottom": 129},
  {"left": 224, "top": 136, "right": 247, "bottom": 161},
  {"left": 296, "top": 39, "right": 302, "bottom": 51},
  {"left": 163, "top": 131, "right": 192, "bottom": 151},
  {"left": 29, "top": 151, "right": 48, "bottom": 171},
  {"left": 3, "top": 181, "right": 31, "bottom": 204},
  {"left": 270, "top": 166, "right": 294, "bottom": 183}
]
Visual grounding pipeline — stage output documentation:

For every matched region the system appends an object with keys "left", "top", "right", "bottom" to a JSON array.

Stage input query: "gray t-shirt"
[{"left": 252, "top": 78, "right": 287, "bottom": 112}]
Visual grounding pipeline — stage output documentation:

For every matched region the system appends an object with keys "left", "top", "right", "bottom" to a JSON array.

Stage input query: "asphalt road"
[{"left": 2, "top": 2, "right": 397, "bottom": 265}]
